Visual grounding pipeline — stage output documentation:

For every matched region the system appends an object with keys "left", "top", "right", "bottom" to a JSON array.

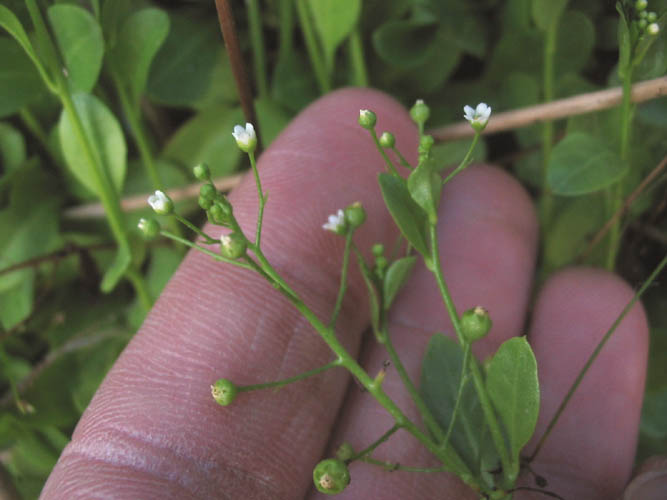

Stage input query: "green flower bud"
[
  {"left": 640, "top": 9, "right": 649, "bottom": 18},
  {"left": 635, "top": 0, "right": 648, "bottom": 11},
  {"left": 372, "top": 243, "right": 385, "bottom": 258},
  {"left": 344, "top": 202, "right": 366, "bottom": 229},
  {"left": 200, "top": 183, "right": 217, "bottom": 201},
  {"left": 208, "top": 199, "right": 233, "bottom": 225},
  {"left": 358, "top": 109, "right": 377, "bottom": 129},
  {"left": 335, "top": 442, "right": 355, "bottom": 462},
  {"left": 410, "top": 99, "right": 430, "bottom": 126},
  {"left": 193, "top": 163, "right": 211, "bottom": 181},
  {"left": 220, "top": 232, "right": 247, "bottom": 259},
  {"left": 461, "top": 306, "right": 493, "bottom": 343},
  {"left": 419, "top": 135, "right": 434, "bottom": 154},
  {"left": 199, "top": 195, "right": 213, "bottom": 210},
  {"left": 647, "top": 11, "right": 657, "bottom": 22},
  {"left": 374, "top": 256, "right": 388, "bottom": 280},
  {"left": 638, "top": 18, "right": 648, "bottom": 29},
  {"left": 379, "top": 131, "right": 395, "bottom": 148},
  {"left": 211, "top": 378, "right": 238, "bottom": 406},
  {"left": 138, "top": 218, "right": 160, "bottom": 239},
  {"left": 313, "top": 459, "right": 350, "bottom": 495}
]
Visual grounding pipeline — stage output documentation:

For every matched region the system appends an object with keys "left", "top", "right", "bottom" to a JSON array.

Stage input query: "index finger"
[{"left": 41, "top": 89, "right": 418, "bottom": 499}]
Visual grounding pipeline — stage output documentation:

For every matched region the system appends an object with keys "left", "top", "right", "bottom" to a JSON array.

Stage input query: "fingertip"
[{"left": 528, "top": 267, "right": 649, "bottom": 498}]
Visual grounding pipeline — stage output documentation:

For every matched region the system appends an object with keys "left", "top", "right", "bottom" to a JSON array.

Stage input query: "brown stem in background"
[
  {"left": 429, "top": 76, "right": 667, "bottom": 142},
  {"left": 577, "top": 155, "right": 667, "bottom": 263},
  {"left": 214, "top": 0, "right": 262, "bottom": 151}
]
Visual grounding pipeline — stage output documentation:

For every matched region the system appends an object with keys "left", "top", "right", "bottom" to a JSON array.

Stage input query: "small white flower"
[
  {"left": 322, "top": 209, "right": 347, "bottom": 234},
  {"left": 232, "top": 123, "right": 257, "bottom": 152},
  {"left": 220, "top": 234, "right": 232, "bottom": 249},
  {"left": 138, "top": 218, "right": 149, "bottom": 231},
  {"left": 147, "top": 190, "right": 173, "bottom": 214},
  {"left": 463, "top": 103, "right": 492, "bottom": 131},
  {"left": 647, "top": 23, "right": 660, "bottom": 35}
]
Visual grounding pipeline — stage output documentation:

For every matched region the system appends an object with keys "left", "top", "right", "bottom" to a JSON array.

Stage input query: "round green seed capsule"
[
  {"left": 647, "top": 11, "right": 657, "bottom": 22},
  {"left": 199, "top": 195, "right": 213, "bottom": 210},
  {"left": 379, "top": 131, "right": 395, "bottom": 148},
  {"left": 410, "top": 99, "right": 431, "bottom": 126},
  {"left": 313, "top": 459, "right": 350, "bottom": 495},
  {"left": 358, "top": 109, "right": 377, "bottom": 129},
  {"left": 138, "top": 218, "right": 160, "bottom": 239},
  {"left": 211, "top": 378, "right": 238, "bottom": 406},
  {"left": 220, "top": 232, "right": 247, "bottom": 259},
  {"left": 193, "top": 163, "right": 211, "bottom": 181},
  {"left": 200, "top": 183, "right": 217, "bottom": 200},
  {"left": 461, "top": 306, "right": 493, "bottom": 343},
  {"left": 344, "top": 202, "right": 366, "bottom": 229},
  {"left": 635, "top": 0, "right": 648, "bottom": 11}
]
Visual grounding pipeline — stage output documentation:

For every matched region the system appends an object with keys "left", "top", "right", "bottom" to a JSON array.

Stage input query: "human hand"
[{"left": 42, "top": 89, "right": 653, "bottom": 500}]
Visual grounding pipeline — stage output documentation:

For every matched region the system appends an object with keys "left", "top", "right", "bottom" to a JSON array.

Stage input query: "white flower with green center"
[
  {"left": 232, "top": 123, "right": 257, "bottom": 153},
  {"left": 147, "top": 190, "right": 173, "bottom": 215},
  {"left": 463, "top": 103, "right": 492, "bottom": 131},
  {"left": 322, "top": 209, "right": 347, "bottom": 234}
]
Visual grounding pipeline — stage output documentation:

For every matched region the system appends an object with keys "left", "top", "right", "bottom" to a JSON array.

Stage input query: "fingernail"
[{"left": 624, "top": 456, "right": 667, "bottom": 500}]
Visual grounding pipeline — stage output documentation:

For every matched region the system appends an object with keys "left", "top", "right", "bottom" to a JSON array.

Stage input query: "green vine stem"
[
  {"left": 296, "top": 0, "right": 330, "bottom": 93},
  {"left": 428, "top": 224, "right": 513, "bottom": 485},
  {"left": 247, "top": 0, "right": 269, "bottom": 97},
  {"left": 442, "top": 132, "right": 480, "bottom": 185},
  {"left": 248, "top": 151, "right": 267, "bottom": 247},
  {"left": 238, "top": 359, "right": 341, "bottom": 393},
  {"left": 277, "top": 0, "right": 294, "bottom": 63},
  {"left": 369, "top": 129, "right": 399, "bottom": 175},
  {"left": 329, "top": 232, "right": 354, "bottom": 328},
  {"left": 348, "top": 425, "right": 400, "bottom": 462},
  {"left": 528, "top": 252, "right": 667, "bottom": 463},
  {"left": 359, "top": 456, "right": 445, "bottom": 473},
  {"left": 539, "top": 20, "right": 558, "bottom": 228}
]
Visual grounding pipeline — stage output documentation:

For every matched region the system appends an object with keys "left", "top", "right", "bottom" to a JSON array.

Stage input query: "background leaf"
[
  {"left": 309, "top": 0, "right": 361, "bottom": 70},
  {"left": 48, "top": 4, "right": 104, "bottom": 93},
  {"left": 107, "top": 7, "right": 169, "bottom": 104},
  {"left": 547, "top": 132, "right": 629, "bottom": 196},
  {"left": 58, "top": 93, "right": 127, "bottom": 196},
  {"left": 0, "top": 38, "right": 46, "bottom": 117},
  {"left": 372, "top": 17, "right": 439, "bottom": 69},
  {"left": 531, "top": 0, "right": 569, "bottom": 30},
  {"left": 486, "top": 337, "right": 540, "bottom": 464}
]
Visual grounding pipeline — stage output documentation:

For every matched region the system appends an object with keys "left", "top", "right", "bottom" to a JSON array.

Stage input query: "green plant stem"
[
  {"left": 160, "top": 229, "right": 254, "bottom": 272},
  {"left": 442, "top": 133, "right": 480, "bottom": 185},
  {"left": 369, "top": 129, "right": 399, "bottom": 175},
  {"left": 247, "top": 0, "right": 269, "bottom": 97},
  {"left": 378, "top": 321, "right": 446, "bottom": 444},
  {"left": 347, "top": 28, "right": 368, "bottom": 87},
  {"left": 539, "top": 21, "right": 557, "bottom": 228},
  {"left": 349, "top": 425, "right": 400, "bottom": 461},
  {"left": 296, "top": 0, "right": 330, "bottom": 93},
  {"left": 277, "top": 0, "right": 294, "bottom": 62},
  {"left": 428, "top": 224, "right": 513, "bottom": 485},
  {"left": 246, "top": 243, "right": 477, "bottom": 486},
  {"left": 173, "top": 214, "right": 217, "bottom": 244},
  {"left": 238, "top": 359, "right": 341, "bottom": 392},
  {"left": 359, "top": 456, "right": 445, "bottom": 473},
  {"left": 18, "top": 108, "right": 48, "bottom": 148},
  {"left": 391, "top": 145, "right": 412, "bottom": 170},
  {"left": 529, "top": 252, "right": 667, "bottom": 463},
  {"left": 442, "top": 343, "right": 471, "bottom": 453},
  {"left": 329, "top": 232, "right": 353, "bottom": 328},
  {"left": 607, "top": 68, "right": 634, "bottom": 270},
  {"left": 248, "top": 151, "right": 267, "bottom": 247},
  {"left": 125, "top": 267, "right": 153, "bottom": 311}
]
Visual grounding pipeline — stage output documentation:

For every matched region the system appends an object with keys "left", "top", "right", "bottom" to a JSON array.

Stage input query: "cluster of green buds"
[{"left": 634, "top": 0, "right": 660, "bottom": 35}]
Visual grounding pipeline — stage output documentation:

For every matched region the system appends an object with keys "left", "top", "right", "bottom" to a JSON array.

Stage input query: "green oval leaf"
[
  {"left": 58, "top": 93, "right": 127, "bottom": 197},
  {"left": 108, "top": 7, "right": 170, "bottom": 103},
  {"left": 0, "top": 5, "right": 49, "bottom": 83},
  {"left": 420, "top": 333, "right": 491, "bottom": 471},
  {"left": 147, "top": 12, "right": 220, "bottom": 107},
  {"left": 547, "top": 132, "right": 629, "bottom": 196},
  {"left": 0, "top": 122, "right": 26, "bottom": 171},
  {"left": 372, "top": 18, "right": 439, "bottom": 69},
  {"left": 378, "top": 173, "right": 430, "bottom": 256},
  {"left": 383, "top": 256, "right": 416, "bottom": 310},
  {"left": 48, "top": 4, "right": 104, "bottom": 93},
  {"left": 309, "top": 0, "right": 361, "bottom": 66},
  {"left": 486, "top": 337, "right": 540, "bottom": 464},
  {"left": 407, "top": 159, "right": 442, "bottom": 225}
]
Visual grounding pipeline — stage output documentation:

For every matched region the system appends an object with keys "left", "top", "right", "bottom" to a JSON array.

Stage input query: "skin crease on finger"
[{"left": 41, "top": 88, "right": 419, "bottom": 500}]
